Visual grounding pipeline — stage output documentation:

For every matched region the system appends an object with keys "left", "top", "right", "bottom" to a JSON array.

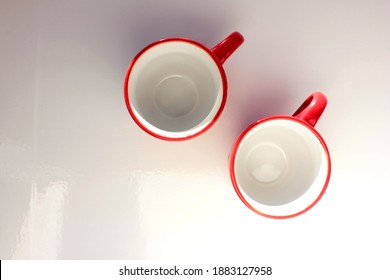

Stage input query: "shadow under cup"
[
  {"left": 231, "top": 117, "right": 330, "bottom": 218},
  {"left": 126, "top": 40, "right": 225, "bottom": 140}
]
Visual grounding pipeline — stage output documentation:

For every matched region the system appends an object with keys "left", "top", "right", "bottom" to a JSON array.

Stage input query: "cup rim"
[
  {"left": 124, "top": 37, "right": 228, "bottom": 141},
  {"left": 229, "top": 115, "right": 331, "bottom": 219}
]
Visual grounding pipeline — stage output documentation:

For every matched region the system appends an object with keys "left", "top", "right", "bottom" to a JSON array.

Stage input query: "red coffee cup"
[
  {"left": 229, "top": 92, "right": 331, "bottom": 219},
  {"left": 124, "top": 32, "right": 244, "bottom": 141}
]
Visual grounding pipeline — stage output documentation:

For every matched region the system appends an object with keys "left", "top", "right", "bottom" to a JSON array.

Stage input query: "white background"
[{"left": 1, "top": 0, "right": 389, "bottom": 278}]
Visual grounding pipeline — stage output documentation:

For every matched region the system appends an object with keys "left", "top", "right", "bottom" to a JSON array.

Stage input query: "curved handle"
[
  {"left": 211, "top": 32, "right": 244, "bottom": 64},
  {"left": 292, "top": 92, "right": 328, "bottom": 127}
]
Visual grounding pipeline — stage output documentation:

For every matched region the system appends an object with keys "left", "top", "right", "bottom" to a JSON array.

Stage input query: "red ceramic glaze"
[
  {"left": 229, "top": 92, "right": 331, "bottom": 219},
  {"left": 292, "top": 92, "right": 328, "bottom": 127},
  {"left": 124, "top": 32, "right": 244, "bottom": 141}
]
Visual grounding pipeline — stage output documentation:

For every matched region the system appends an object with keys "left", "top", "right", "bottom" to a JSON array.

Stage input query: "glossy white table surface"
[{"left": 1, "top": 0, "right": 390, "bottom": 276}]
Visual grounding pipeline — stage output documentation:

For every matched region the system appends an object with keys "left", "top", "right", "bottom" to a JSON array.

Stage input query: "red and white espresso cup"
[
  {"left": 229, "top": 92, "right": 331, "bottom": 219},
  {"left": 124, "top": 32, "right": 244, "bottom": 141}
]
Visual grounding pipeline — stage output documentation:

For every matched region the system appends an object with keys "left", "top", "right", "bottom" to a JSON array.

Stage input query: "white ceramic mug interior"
[
  {"left": 127, "top": 40, "right": 224, "bottom": 139},
  {"left": 232, "top": 117, "right": 330, "bottom": 217}
]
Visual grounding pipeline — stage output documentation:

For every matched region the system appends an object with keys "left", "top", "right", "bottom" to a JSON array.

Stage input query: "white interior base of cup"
[
  {"left": 127, "top": 41, "right": 223, "bottom": 139},
  {"left": 154, "top": 74, "right": 199, "bottom": 118},
  {"left": 233, "top": 119, "right": 329, "bottom": 217}
]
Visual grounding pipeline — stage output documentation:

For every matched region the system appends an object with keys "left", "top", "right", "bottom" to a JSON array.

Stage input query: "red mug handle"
[
  {"left": 211, "top": 32, "right": 244, "bottom": 64},
  {"left": 292, "top": 92, "right": 328, "bottom": 127}
]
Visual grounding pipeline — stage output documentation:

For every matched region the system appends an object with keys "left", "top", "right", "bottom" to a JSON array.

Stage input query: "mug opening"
[
  {"left": 126, "top": 40, "right": 225, "bottom": 140},
  {"left": 231, "top": 117, "right": 330, "bottom": 218}
]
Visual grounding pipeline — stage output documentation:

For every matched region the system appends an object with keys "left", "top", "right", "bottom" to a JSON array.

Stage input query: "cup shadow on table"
[
  {"left": 230, "top": 79, "right": 294, "bottom": 140},
  {"left": 115, "top": 3, "right": 232, "bottom": 64}
]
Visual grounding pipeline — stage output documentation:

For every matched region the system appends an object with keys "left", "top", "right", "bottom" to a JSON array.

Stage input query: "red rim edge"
[
  {"left": 124, "top": 38, "right": 228, "bottom": 141},
  {"left": 229, "top": 116, "right": 331, "bottom": 219}
]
